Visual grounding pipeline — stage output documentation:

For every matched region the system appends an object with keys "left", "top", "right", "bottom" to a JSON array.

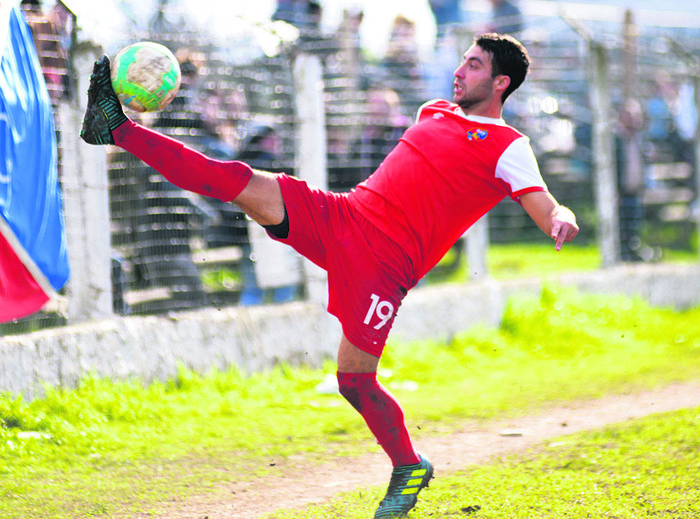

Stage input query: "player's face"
[{"left": 453, "top": 45, "right": 499, "bottom": 112}]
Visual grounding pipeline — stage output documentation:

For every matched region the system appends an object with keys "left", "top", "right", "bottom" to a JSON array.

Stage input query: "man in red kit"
[{"left": 81, "top": 33, "right": 578, "bottom": 518}]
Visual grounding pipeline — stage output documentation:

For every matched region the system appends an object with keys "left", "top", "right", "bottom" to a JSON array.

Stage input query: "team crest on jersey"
[{"left": 467, "top": 128, "right": 488, "bottom": 141}]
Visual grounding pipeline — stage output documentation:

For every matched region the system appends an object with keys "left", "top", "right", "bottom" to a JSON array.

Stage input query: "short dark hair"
[{"left": 474, "top": 33, "right": 530, "bottom": 103}]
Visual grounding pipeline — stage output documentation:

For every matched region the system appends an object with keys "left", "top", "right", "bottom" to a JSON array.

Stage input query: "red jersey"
[{"left": 348, "top": 100, "right": 547, "bottom": 280}]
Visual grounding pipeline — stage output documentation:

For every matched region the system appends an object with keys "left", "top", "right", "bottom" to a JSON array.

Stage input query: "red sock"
[
  {"left": 112, "top": 120, "right": 253, "bottom": 202},
  {"left": 337, "top": 372, "right": 420, "bottom": 467}
]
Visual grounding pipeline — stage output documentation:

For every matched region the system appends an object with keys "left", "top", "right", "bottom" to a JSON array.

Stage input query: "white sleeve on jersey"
[
  {"left": 415, "top": 99, "right": 442, "bottom": 122},
  {"left": 494, "top": 136, "right": 548, "bottom": 194}
]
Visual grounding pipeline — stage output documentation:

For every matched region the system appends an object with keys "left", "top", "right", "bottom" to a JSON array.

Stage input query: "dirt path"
[{"left": 151, "top": 381, "right": 700, "bottom": 519}]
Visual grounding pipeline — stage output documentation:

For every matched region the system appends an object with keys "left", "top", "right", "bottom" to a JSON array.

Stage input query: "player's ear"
[{"left": 494, "top": 75, "right": 511, "bottom": 95}]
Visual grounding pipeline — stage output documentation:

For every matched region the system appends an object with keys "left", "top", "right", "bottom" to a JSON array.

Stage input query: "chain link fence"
[{"left": 3, "top": 1, "right": 699, "bottom": 335}]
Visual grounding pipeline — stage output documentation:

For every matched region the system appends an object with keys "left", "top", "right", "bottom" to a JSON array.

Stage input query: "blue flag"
[{"left": 0, "top": 3, "right": 70, "bottom": 322}]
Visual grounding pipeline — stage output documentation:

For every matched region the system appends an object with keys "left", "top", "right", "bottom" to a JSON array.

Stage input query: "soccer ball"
[{"left": 110, "top": 42, "right": 181, "bottom": 112}]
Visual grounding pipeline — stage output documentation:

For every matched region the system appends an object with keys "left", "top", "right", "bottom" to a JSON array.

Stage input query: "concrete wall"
[{"left": 2, "top": 262, "right": 699, "bottom": 400}]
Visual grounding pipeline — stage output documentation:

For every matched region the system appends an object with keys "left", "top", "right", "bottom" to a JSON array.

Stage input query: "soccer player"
[{"left": 81, "top": 33, "right": 579, "bottom": 518}]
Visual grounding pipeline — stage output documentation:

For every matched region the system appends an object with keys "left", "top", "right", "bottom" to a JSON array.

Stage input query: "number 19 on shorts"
[{"left": 363, "top": 294, "right": 395, "bottom": 330}]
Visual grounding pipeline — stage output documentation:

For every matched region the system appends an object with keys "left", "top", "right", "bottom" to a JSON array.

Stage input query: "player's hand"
[{"left": 550, "top": 206, "right": 579, "bottom": 251}]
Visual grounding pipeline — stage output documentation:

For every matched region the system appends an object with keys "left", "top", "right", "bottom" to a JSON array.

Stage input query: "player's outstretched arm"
[{"left": 519, "top": 191, "right": 579, "bottom": 251}]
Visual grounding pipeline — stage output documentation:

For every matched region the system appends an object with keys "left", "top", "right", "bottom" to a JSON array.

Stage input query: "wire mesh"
[{"left": 3, "top": 2, "right": 700, "bottom": 334}]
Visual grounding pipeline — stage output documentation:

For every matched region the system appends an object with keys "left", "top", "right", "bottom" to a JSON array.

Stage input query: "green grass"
[
  {"left": 488, "top": 243, "right": 602, "bottom": 279},
  {"left": 1, "top": 286, "right": 700, "bottom": 518},
  {"left": 427, "top": 242, "right": 697, "bottom": 284},
  {"left": 426, "top": 243, "right": 601, "bottom": 284},
  {"left": 275, "top": 406, "right": 700, "bottom": 518}
]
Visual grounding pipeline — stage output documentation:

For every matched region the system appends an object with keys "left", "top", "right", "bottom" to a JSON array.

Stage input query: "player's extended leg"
[
  {"left": 80, "top": 55, "right": 285, "bottom": 228},
  {"left": 336, "top": 336, "right": 433, "bottom": 518}
]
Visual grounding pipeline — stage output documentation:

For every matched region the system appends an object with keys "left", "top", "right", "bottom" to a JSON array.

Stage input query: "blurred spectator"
[
  {"left": 643, "top": 72, "right": 697, "bottom": 166},
  {"left": 326, "top": 8, "right": 367, "bottom": 192},
  {"left": 354, "top": 87, "right": 410, "bottom": 182},
  {"left": 20, "top": 0, "right": 75, "bottom": 103},
  {"left": 380, "top": 15, "right": 429, "bottom": 117},
  {"left": 334, "top": 7, "right": 365, "bottom": 74},
  {"left": 199, "top": 87, "right": 239, "bottom": 160},
  {"left": 237, "top": 124, "right": 286, "bottom": 171},
  {"left": 673, "top": 81, "right": 697, "bottom": 164},
  {"left": 154, "top": 49, "right": 204, "bottom": 140},
  {"left": 242, "top": 125, "right": 299, "bottom": 304},
  {"left": 149, "top": 0, "right": 181, "bottom": 34},
  {"left": 273, "top": 0, "right": 327, "bottom": 53},
  {"left": 273, "top": 0, "right": 322, "bottom": 33},
  {"left": 327, "top": 124, "right": 357, "bottom": 192},
  {"left": 428, "top": 0, "right": 465, "bottom": 40},
  {"left": 616, "top": 99, "right": 648, "bottom": 261},
  {"left": 427, "top": 0, "right": 464, "bottom": 101},
  {"left": 204, "top": 125, "right": 299, "bottom": 305},
  {"left": 124, "top": 49, "right": 210, "bottom": 308},
  {"left": 645, "top": 72, "right": 678, "bottom": 163},
  {"left": 488, "top": 0, "right": 524, "bottom": 35},
  {"left": 618, "top": 99, "right": 646, "bottom": 195},
  {"left": 384, "top": 15, "right": 421, "bottom": 68}
]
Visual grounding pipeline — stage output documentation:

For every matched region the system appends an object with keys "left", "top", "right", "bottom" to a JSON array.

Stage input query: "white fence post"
[
  {"left": 564, "top": 15, "right": 621, "bottom": 267},
  {"left": 60, "top": 46, "right": 113, "bottom": 321},
  {"left": 292, "top": 52, "right": 328, "bottom": 305},
  {"left": 464, "top": 216, "right": 489, "bottom": 280},
  {"left": 590, "top": 42, "right": 621, "bottom": 267}
]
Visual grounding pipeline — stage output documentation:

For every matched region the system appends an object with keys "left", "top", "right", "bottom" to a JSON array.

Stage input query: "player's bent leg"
[
  {"left": 113, "top": 122, "right": 286, "bottom": 226},
  {"left": 232, "top": 171, "right": 286, "bottom": 227},
  {"left": 337, "top": 338, "right": 420, "bottom": 465},
  {"left": 337, "top": 369, "right": 420, "bottom": 466},
  {"left": 336, "top": 337, "right": 432, "bottom": 517},
  {"left": 111, "top": 120, "right": 254, "bottom": 202},
  {"left": 337, "top": 334, "right": 380, "bottom": 373},
  {"left": 79, "top": 55, "right": 285, "bottom": 226}
]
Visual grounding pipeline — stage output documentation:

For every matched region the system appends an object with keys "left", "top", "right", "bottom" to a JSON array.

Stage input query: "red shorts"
[{"left": 270, "top": 175, "right": 416, "bottom": 357}]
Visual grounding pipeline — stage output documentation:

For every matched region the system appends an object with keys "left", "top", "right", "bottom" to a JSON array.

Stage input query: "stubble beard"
[{"left": 455, "top": 82, "right": 492, "bottom": 112}]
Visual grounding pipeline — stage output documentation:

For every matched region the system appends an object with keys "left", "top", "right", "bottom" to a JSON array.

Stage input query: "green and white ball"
[{"left": 110, "top": 41, "right": 181, "bottom": 112}]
